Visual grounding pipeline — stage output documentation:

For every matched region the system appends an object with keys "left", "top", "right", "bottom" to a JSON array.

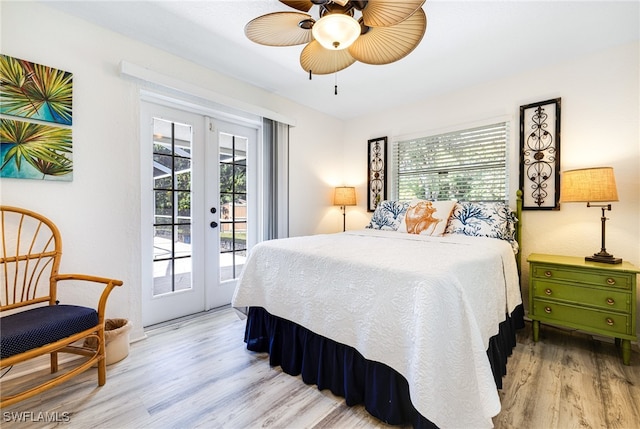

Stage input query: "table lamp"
[{"left": 560, "top": 167, "right": 622, "bottom": 264}]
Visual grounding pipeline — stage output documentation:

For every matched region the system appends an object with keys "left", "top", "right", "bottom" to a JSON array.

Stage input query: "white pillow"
[{"left": 397, "top": 200, "right": 457, "bottom": 236}]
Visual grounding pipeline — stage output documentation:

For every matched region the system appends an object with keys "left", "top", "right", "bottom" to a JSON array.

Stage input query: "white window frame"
[{"left": 391, "top": 120, "right": 512, "bottom": 203}]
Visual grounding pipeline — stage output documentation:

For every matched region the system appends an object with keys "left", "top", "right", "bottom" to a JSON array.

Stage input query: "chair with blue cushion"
[{"left": 0, "top": 206, "right": 123, "bottom": 407}]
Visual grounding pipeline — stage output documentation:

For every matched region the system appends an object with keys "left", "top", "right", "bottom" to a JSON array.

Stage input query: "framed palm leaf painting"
[
  {"left": 0, "top": 55, "right": 73, "bottom": 125},
  {"left": 0, "top": 118, "right": 73, "bottom": 181},
  {"left": 0, "top": 55, "right": 73, "bottom": 181}
]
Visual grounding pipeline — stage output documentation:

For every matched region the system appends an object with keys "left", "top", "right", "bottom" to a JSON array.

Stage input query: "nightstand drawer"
[
  {"left": 532, "top": 300, "right": 631, "bottom": 336},
  {"left": 532, "top": 280, "right": 631, "bottom": 312},
  {"left": 531, "top": 264, "right": 632, "bottom": 289}
]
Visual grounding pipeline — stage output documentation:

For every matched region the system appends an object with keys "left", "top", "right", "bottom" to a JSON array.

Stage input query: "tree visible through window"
[
  {"left": 219, "top": 134, "right": 247, "bottom": 281},
  {"left": 393, "top": 122, "right": 509, "bottom": 202}
]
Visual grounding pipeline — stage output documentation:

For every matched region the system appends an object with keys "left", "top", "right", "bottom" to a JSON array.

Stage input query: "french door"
[
  {"left": 208, "top": 119, "right": 258, "bottom": 308},
  {"left": 141, "top": 101, "right": 258, "bottom": 326}
]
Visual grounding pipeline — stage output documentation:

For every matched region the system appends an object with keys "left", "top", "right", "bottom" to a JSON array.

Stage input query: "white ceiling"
[{"left": 44, "top": 0, "right": 639, "bottom": 120}]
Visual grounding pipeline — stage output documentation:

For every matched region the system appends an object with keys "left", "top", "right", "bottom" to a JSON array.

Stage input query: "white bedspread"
[{"left": 232, "top": 229, "right": 521, "bottom": 429}]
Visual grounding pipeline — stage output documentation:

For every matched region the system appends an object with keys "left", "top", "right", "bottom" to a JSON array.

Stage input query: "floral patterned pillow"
[
  {"left": 445, "top": 201, "right": 518, "bottom": 251},
  {"left": 366, "top": 200, "right": 409, "bottom": 230}
]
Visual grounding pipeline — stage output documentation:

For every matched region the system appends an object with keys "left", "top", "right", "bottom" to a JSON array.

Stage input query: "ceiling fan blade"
[
  {"left": 361, "top": 0, "right": 426, "bottom": 27},
  {"left": 279, "top": 0, "right": 314, "bottom": 12},
  {"left": 300, "top": 40, "right": 356, "bottom": 74},
  {"left": 245, "top": 12, "right": 314, "bottom": 46},
  {"left": 349, "top": 8, "right": 427, "bottom": 65}
]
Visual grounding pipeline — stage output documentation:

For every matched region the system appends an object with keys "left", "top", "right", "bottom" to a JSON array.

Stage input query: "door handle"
[{"left": 210, "top": 207, "right": 218, "bottom": 229}]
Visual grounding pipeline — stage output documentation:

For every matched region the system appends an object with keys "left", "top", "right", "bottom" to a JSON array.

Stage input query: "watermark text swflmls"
[{"left": 3, "top": 411, "right": 71, "bottom": 423}]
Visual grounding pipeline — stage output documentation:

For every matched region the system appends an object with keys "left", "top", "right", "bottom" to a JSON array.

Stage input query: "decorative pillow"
[
  {"left": 445, "top": 201, "right": 518, "bottom": 250},
  {"left": 366, "top": 200, "right": 410, "bottom": 230},
  {"left": 397, "top": 200, "right": 457, "bottom": 236}
]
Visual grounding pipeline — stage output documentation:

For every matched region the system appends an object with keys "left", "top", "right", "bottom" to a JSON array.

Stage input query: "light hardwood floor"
[{"left": 1, "top": 307, "right": 638, "bottom": 428}]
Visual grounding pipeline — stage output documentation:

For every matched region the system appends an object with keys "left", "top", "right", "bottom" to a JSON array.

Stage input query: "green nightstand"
[{"left": 528, "top": 253, "right": 638, "bottom": 365}]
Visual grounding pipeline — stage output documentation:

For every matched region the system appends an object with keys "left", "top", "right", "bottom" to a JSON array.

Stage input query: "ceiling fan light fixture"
[{"left": 312, "top": 14, "right": 361, "bottom": 50}]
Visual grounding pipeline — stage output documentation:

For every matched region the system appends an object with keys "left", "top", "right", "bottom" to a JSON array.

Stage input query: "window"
[
  {"left": 152, "top": 118, "right": 193, "bottom": 295},
  {"left": 219, "top": 133, "right": 247, "bottom": 281},
  {"left": 393, "top": 122, "right": 509, "bottom": 202}
]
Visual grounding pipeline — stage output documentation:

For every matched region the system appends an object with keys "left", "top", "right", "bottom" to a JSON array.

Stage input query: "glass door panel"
[
  {"left": 219, "top": 133, "right": 248, "bottom": 282},
  {"left": 152, "top": 119, "right": 193, "bottom": 296}
]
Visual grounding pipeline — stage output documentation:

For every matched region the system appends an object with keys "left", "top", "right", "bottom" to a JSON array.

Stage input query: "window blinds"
[{"left": 393, "top": 122, "right": 509, "bottom": 202}]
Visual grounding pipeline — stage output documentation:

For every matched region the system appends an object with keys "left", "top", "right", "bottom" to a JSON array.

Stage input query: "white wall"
[
  {"left": 1, "top": 1, "right": 344, "bottom": 341},
  {"left": 342, "top": 41, "right": 640, "bottom": 336}
]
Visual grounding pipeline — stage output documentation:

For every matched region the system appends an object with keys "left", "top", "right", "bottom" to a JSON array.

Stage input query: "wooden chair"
[{"left": 0, "top": 206, "right": 123, "bottom": 407}]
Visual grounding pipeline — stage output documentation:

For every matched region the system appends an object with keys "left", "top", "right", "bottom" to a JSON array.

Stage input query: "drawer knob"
[
  {"left": 544, "top": 307, "right": 552, "bottom": 314},
  {"left": 606, "top": 298, "right": 615, "bottom": 305},
  {"left": 544, "top": 271, "right": 552, "bottom": 278},
  {"left": 545, "top": 288, "right": 552, "bottom": 296},
  {"left": 606, "top": 318, "right": 614, "bottom": 326},
  {"left": 606, "top": 278, "right": 616, "bottom": 285}
]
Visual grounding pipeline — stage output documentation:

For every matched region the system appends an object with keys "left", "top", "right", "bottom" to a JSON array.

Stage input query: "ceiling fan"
[{"left": 245, "top": 0, "right": 427, "bottom": 78}]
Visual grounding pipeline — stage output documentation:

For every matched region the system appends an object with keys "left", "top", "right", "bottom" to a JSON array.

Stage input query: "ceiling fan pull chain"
[{"left": 334, "top": 56, "right": 338, "bottom": 95}]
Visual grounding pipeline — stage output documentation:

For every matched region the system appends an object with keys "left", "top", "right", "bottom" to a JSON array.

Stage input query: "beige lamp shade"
[
  {"left": 334, "top": 186, "right": 356, "bottom": 206},
  {"left": 560, "top": 167, "right": 619, "bottom": 203}
]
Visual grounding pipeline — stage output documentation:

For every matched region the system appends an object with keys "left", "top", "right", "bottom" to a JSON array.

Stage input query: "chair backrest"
[{"left": 1, "top": 206, "right": 62, "bottom": 311}]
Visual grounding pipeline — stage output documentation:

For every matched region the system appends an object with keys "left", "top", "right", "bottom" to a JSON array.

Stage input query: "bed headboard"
[{"left": 516, "top": 189, "right": 523, "bottom": 276}]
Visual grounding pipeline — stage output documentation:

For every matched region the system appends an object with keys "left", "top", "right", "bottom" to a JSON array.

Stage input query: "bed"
[{"left": 232, "top": 196, "right": 524, "bottom": 428}]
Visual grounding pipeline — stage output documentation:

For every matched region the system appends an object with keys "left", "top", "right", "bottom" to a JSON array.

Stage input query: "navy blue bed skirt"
[{"left": 244, "top": 304, "right": 524, "bottom": 428}]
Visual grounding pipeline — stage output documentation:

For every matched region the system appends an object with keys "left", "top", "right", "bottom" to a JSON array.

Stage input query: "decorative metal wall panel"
[
  {"left": 519, "top": 98, "right": 561, "bottom": 210},
  {"left": 367, "top": 136, "right": 387, "bottom": 211}
]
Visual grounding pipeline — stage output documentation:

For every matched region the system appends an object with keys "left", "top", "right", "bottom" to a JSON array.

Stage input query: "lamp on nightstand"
[
  {"left": 560, "top": 167, "right": 622, "bottom": 264},
  {"left": 334, "top": 187, "right": 356, "bottom": 232}
]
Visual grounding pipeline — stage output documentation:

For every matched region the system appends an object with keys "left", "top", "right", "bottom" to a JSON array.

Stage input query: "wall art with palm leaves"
[
  {"left": 1, "top": 55, "right": 73, "bottom": 181},
  {"left": 0, "top": 54, "right": 72, "bottom": 125},
  {"left": 0, "top": 118, "right": 73, "bottom": 181}
]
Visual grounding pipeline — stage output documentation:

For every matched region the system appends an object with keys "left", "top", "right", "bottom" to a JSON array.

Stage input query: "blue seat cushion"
[{"left": 1, "top": 305, "right": 99, "bottom": 359}]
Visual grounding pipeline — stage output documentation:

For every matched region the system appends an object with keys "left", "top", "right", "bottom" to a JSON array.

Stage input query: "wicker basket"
[{"left": 84, "top": 318, "right": 132, "bottom": 365}]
